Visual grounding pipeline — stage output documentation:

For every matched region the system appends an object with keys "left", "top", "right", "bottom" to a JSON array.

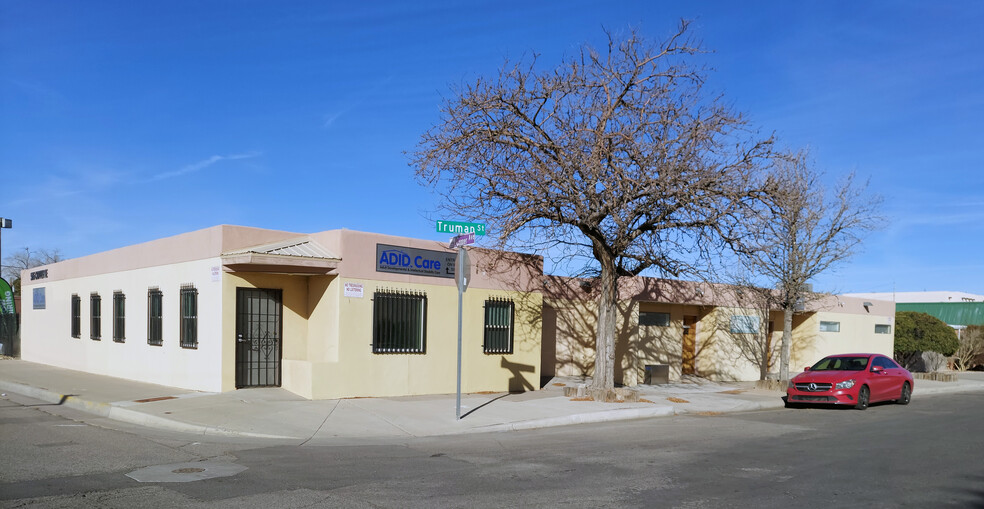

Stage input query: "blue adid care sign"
[{"left": 376, "top": 244, "right": 456, "bottom": 278}]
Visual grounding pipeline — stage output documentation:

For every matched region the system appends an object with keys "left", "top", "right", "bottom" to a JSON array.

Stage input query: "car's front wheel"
[
  {"left": 897, "top": 382, "right": 911, "bottom": 405},
  {"left": 855, "top": 385, "right": 870, "bottom": 410}
]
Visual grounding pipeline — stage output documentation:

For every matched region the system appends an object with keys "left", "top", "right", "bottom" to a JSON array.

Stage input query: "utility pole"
[{"left": 0, "top": 218, "right": 11, "bottom": 280}]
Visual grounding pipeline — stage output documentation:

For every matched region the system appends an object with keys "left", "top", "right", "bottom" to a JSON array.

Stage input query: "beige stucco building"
[
  {"left": 541, "top": 276, "right": 896, "bottom": 385},
  {"left": 20, "top": 224, "right": 895, "bottom": 399},
  {"left": 20, "top": 225, "right": 543, "bottom": 399}
]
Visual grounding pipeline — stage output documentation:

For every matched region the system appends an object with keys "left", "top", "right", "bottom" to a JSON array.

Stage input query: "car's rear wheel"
[
  {"left": 897, "top": 382, "right": 911, "bottom": 405},
  {"left": 855, "top": 385, "right": 870, "bottom": 410}
]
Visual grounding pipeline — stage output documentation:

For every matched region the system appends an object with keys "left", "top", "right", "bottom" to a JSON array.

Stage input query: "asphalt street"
[{"left": 2, "top": 388, "right": 982, "bottom": 508}]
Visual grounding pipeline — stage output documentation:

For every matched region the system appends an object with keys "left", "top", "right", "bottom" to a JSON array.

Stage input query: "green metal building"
[{"left": 895, "top": 302, "right": 984, "bottom": 326}]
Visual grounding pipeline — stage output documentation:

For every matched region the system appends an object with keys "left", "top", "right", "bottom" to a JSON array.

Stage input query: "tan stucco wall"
[
  {"left": 218, "top": 229, "right": 544, "bottom": 399},
  {"left": 219, "top": 271, "right": 543, "bottom": 399},
  {"left": 221, "top": 272, "right": 315, "bottom": 393},
  {"left": 544, "top": 299, "right": 597, "bottom": 379},
  {"left": 545, "top": 299, "right": 704, "bottom": 385},
  {"left": 21, "top": 258, "right": 226, "bottom": 392},
  {"left": 544, "top": 295, "right": 896, "bottom": 385},
  {"left": 788, "top": 310, "right": 895, "bottom": 374},
  {"left": 298, "top": 278, "right": 542, "bottom": 399},
  {"left": 624, "top": 302, "right": 710, "bottom": 385}
]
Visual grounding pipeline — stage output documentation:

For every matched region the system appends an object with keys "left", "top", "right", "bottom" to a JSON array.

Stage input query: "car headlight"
[
  {"left": 787, "top": 380, "right": 795, "bottom": 389},
  {"left": 835, "top": 379, "right": 856, "bottom": 390}
]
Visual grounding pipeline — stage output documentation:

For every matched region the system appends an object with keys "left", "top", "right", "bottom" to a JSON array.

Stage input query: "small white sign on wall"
[
  {"left": 344, "top": 282, "right": 364, "bottom": 298},
  {"left": 211, "top": 266, "right": 221, "bottom": 282}
]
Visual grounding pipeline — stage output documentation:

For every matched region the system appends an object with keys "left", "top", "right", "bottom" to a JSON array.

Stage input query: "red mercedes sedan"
[{"left": 786, "top": 353, "right": 914, "bottom": 410}]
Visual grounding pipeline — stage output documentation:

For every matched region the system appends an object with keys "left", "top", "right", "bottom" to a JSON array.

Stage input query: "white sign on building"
[{"left": 344, "top": 282, "right": 364, "bottom": 298}]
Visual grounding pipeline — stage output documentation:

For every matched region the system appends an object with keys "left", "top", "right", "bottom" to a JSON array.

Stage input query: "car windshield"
[{"left": 811, "top": 356, "right": 870, "bottom": 371}]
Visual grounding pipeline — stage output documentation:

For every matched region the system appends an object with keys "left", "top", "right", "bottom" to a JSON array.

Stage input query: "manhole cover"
[{"left": 127, "top": 461, "right": 247, "bottom": 483}]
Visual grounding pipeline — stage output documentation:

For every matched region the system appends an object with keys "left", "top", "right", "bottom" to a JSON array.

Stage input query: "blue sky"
[{"left": 1, "top": 1, "right": 982, "bottom": 295}]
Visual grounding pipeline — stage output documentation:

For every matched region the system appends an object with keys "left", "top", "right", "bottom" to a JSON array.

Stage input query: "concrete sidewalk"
[{"left": 3, "top": 359, "right": 983, "bottom": 442}]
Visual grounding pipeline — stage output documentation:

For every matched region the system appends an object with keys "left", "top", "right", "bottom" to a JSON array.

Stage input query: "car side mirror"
[
  {"left": 871, "top": 366, "right": 884, "bottom": 373},
  {"left": 804, "top": 367, "right": 811, "bottom": 371}
]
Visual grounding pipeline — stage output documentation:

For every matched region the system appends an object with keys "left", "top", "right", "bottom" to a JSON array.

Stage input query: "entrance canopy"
[{"left": 221, "top": 236, "right": 340, "bottom": 275}]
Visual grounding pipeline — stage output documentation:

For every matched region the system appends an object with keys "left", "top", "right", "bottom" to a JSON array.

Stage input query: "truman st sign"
[{"left": 436, "top": 220, "right": 486, "bottom": 236}]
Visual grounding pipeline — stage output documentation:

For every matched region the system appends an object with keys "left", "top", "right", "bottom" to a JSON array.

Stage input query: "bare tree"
[
  {"left": 740, "top": 151, "right": 881, "bottom": 381},
  {"left": 2, "top": 247, "right": 63, "bottom": 292},
  {"left": 411, "top": 22, "right": 774, "bottom": 393},
  {"left": 953, "top": 325, "right": 984, "bottom": 371},
  {"left": 717, "top": 273, "right": 781, "bottom": 381}
]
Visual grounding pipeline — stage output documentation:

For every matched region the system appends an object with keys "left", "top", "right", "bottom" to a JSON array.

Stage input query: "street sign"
[
  {"left": 436, "top": 220, "right": 486, "bottom": 236},
  {"left": 448, "top": 232, "right": 475, "bottom": 249},
  {"left": 455, "top": 248, "right": 470, "bottom": 293}
]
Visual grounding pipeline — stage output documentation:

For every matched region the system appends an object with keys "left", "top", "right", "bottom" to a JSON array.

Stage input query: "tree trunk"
[
  {"left": 591, "top": 254, "right": 619, "bottom": 391},
  {"left": 779, "top": 307, "right": 793, "bottom": 381},
  {"left": 760, "top": 329, "right": 770, "bottom": 381}
]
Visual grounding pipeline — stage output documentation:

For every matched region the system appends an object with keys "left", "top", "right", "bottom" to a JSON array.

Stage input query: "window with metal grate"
[
  {"left": 372, "top": 289, "right": 427, "bottom": 354},
  {"left": 180, "top": 286, "right": 198, "bottom": 349},
  {"left": 147, "top": 288, "right": 163, "bottom": 346},
  {"left": 90, "top": 293, "right": 101, "bottom": 340},
  {"left": 113, "top": 291, "right": 125, "bottom": 342},
  {"left": 483, "top": 298, "right": 514, "bottom": 354},
  {"left": 71, "top": 294, "right": 81, "bottom": 338}
]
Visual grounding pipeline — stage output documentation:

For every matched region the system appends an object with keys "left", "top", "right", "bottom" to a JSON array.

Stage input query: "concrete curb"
[
  {"left": 0, "top": 379, "right": 296, "bottom": 440},
  {"left": 474, "top": 405, "right": 677, "bottom": 433},
  {"left": 5, "top": 375, "right": 984, "bottom": 440},
  {"left": 912, "top": 381, "right": 984, "bottom": 396},
  {"left": 673, "top": 398, "right": 788, "bottom": 415}
]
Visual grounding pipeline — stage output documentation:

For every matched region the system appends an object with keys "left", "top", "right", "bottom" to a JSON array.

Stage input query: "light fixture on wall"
[{"left": 863, "top": 301, "right": 873, "bottom": 312}]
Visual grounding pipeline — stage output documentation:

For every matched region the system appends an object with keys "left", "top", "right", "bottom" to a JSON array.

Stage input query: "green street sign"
[{"left": 436, "top": 220, "right": 486, "bottom": 236}]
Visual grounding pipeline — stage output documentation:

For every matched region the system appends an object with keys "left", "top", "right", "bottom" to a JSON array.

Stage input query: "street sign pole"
[
  {"left": 455, "top": 247, "right": 470, "bottom": 420},
  {"left": 456, "top": 262, "right": 463, "bottom": 420}
]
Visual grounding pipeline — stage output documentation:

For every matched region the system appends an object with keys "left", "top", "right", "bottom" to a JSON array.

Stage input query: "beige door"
[{"left": 682, "top": 315, "right": 697, "bottom": 375}]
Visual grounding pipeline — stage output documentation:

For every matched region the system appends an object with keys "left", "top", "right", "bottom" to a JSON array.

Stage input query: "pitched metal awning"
[{"left": 221, "top": 237, "right": 340, "bottom": 275}]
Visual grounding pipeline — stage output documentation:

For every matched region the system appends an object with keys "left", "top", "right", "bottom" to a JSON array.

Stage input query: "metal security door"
[{"left": 236, "top": 288, "right": 283, "bottom": 388}]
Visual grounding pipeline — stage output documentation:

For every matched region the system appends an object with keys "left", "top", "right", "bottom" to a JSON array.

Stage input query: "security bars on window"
[
  {"left": 148, "top": 289, "right": 163, "bottom": 346},
  {"left": 71, "top": 294, "right": 81, "bottom": 338},
  {"left": 113, "top": 291, "right": 125, "bottom": 342},
  {"left": 180, "top": 286, "right": 198, "bottom": 348},
  {"left": 483, "top": 297, "right": 514, "bottom": 354},
  {"left": 372, "top": 289, "right": 427, "bottom": 354},
  {"left": 90, "top": 293, "right": 101, "bottom": 340}
]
